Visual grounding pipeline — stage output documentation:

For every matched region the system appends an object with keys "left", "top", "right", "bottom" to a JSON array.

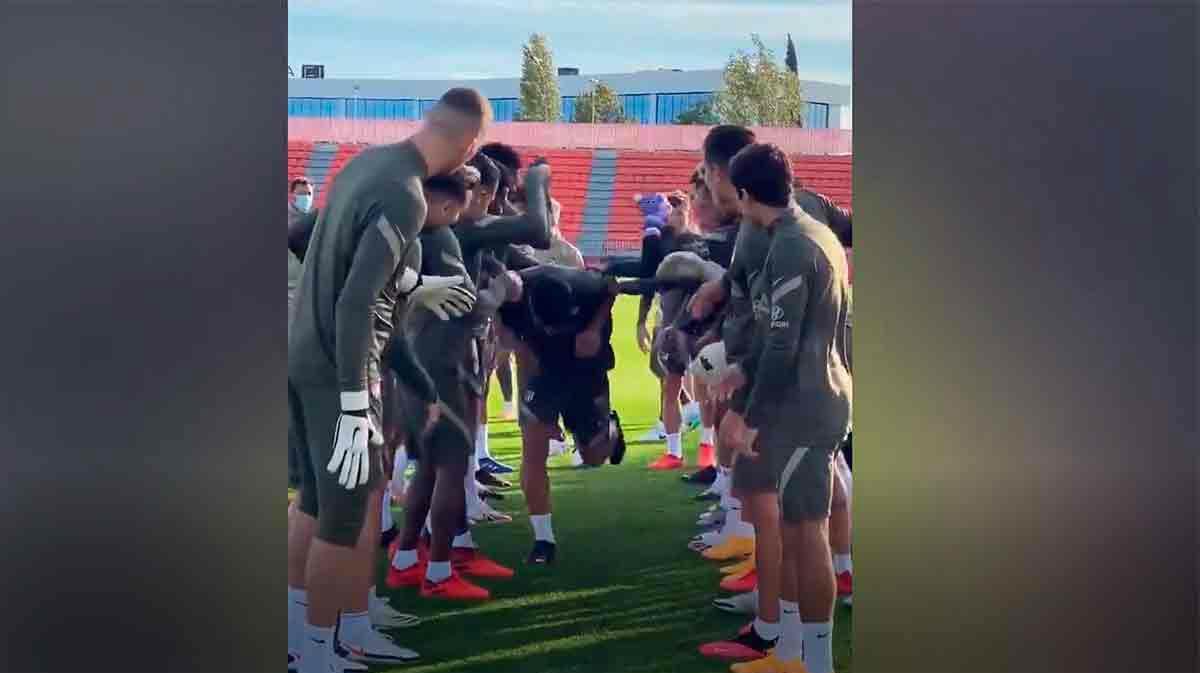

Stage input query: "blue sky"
[{"left": 288, "top": 0, "right": 850, "bottom": 84}]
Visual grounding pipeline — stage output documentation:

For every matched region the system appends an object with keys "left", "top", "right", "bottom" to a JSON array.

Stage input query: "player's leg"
[
  {"left": 648, "top": 371, "right": 686, "bottom": 470},
  {"left": 494, "top": 347, "right": 516, "bottom": 419},
  {"left": 742, "top": 444, "right": 838, "bottom": 673},
  {"left": 386, "top": 387, "right": 437, "bottom": 590},
  {"left": 692, "top": 377, "right": 717, "bottom": 469},
  {"left": 518, "top": 353, "right": 561, "bottom": 563},
  {"left": 295, "top": 383, "right": 373, "bottom": 673},
  {"left": 830, "top": 448, "right": 853, "bottom": 604},
  {"left": 287, "top": 389, "right": 316, "bottom": 669}
]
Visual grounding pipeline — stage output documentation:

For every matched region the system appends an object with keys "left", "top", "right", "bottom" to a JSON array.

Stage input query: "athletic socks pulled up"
[
  {"left": 288, "top": 587, "right": 308, "bottom": 654},
  {"left": 530, "top": 514, "right": 555, "bottom": 543},
  {"left": 338, "top": 610, "right": 370, "bottom": 649},
  {"left": 302, "top": 623, "right": 333, "bottom": 673},
  {"left": 475, "top": 424, "right": 491, "bottom": 460},
  {"left": 802, "top": 620, "right": 835, "bottom": 673},
  {"left": 665, "top": 433, "right": 683, "bottom": 458},
  {"left": 775, "top": 600, "right": 803, "bottom": 661},
  {"left": 702, "top": 426, "right": 716, "bottom": 445},
  {"left": 834, "top": 553, "right": 852, "bottom": 575}
]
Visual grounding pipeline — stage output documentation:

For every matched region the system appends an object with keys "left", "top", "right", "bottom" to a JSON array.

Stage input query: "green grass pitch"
[{"left": 362, "top": 294, "right": 853, "bottom": 672}]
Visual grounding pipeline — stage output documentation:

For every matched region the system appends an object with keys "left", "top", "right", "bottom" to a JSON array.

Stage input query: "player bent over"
[{"left": 495, "top": 265, "right": 628, "bottom": 565}]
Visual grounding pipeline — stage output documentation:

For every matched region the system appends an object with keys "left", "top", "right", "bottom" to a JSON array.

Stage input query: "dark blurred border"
[
  {"left": 0, "top": 4, "right": 284, "bottom": 672},
  {"left": 0, "top": 2, "right": 1194, "bottom": 673},
  {"left": 853, "top": 2, "right": 1196, "bottom": 672}
]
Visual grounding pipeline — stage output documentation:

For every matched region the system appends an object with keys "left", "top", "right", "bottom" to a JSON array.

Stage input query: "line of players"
[
  {"left": 287, "top": 87, "right": 630, "bottom": 673},
  {"left": 608, "top": 126, "right": 854, "bottom": 673},
  {"left": 287, "top": 86, "right": 852, "bottom": 673}
]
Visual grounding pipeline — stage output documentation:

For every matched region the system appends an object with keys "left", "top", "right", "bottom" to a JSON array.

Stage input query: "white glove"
[
  {"left": 327, "top": 390, "right": 371, "bottom": 489},
  {"left": 689, "top": 341, "right": 730, "bottom": 384},
  {"left": 410, "top": 275, "right": 476, "bottom": 321}
]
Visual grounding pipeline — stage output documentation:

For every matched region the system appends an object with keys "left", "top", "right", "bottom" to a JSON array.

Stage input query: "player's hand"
[
  {"left": 410, "top": 275, "right": 475, "bottom": 320},
  {"left": 575, "top": 329, "right": 603, "bottom": 358},
  {"left": 327, "top": 391, "right": 371, "bottom": 490},
  {"left": 713, "top": 363, "right": 747, "bottom": 401},
  {"left": 636, "top": 322, "right": 651, "bottom": 354},
  {"left": 689, "top": 278, "right": 727, "bottom": 320},
  {"left": 493, "top": 270, "right": 524, "bottom": 304},
  {"left": 719, "top": 411, "right": 758, "bottom": 459}
]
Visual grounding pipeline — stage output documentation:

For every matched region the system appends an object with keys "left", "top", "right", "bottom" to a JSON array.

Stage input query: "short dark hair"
[
  {"left": 529, "top": 275, "right": 573, "bottom": 327},
  {"left": 729, "top": 143, "right": 793, "bottom": 208},
  {"left": 289, "top": 177, "right": 311, "bottom": 193},
  {"left": 479, "top": 142, "right": 522, "bottom": 192},
  {"left": 703, "top": 125, "right": 757, "bottom": 170},
  {"left": 437, "top": 87, "right": 491, "bottom": 121},
  {"left": 424, "top": 171, "right": 470, "bottom": 205},
  {"left": 467, "top": 153, "right": 501, "bottom": 190}
]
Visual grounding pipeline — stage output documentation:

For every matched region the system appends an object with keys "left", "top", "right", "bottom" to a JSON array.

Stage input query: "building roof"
[{"left": 287, "top": 68, "right": 851, "bottom": 106}]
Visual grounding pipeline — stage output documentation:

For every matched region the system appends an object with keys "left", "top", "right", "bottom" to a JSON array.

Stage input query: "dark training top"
[
  {"left": 732, "top": 207, "right": 852, "bottom": 446},
  {"left": 288, "top": 141, "right": 431, "bottom": 396},
  {"left": 399, "top": 166, "right": 552, "bottom": 386},
  {"left": 795, "top": 188, "right": 852, "bottom": 248},
  {"left": 498, "top": 265, "right": 616, "bottom": 373}
]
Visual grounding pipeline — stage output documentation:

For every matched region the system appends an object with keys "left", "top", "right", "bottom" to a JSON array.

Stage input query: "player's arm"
[
  {"left": 741, "top": 244, "right": 810, "bottom": 429},
  {"left": 574, "top": 272, "right": 618, "bottom": 358},
  {"left": 502, "top": 244, "right": 542, "bottom": 271},
  {"left": 815, "top": 192, "right": 852, "bottom": 248},
  {"left": 457, "top": 164, "right": 552, "bottom": 256},
  {"left": 336, "top": 211, "right": 418, "bottom": 395}
]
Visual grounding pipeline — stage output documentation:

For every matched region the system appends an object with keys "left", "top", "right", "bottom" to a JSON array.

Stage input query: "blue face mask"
[{"left": 294, "top": 194, "right": 313, "bottom": 212}]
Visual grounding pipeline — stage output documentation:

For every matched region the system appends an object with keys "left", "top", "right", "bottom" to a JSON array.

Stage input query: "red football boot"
[
  {"left": 720, "top": 568, "right": 758, "bottom": 593},
  {"left": 698, "top": 621, "right": 777, "bottom": 661},
  {"left": 452, "top": 547, "right": 515, "bottom": 579},
  {"left": 837, "top": 570, "right": 853, "bottom": 598},
  {"left": 647, "top": 453, "right": 684, "bottom": 471},
  {"left": 419, "top": 572, "right": 490, "bottom": 601},
  {"left": 696, "top": 442, "right": 716, "bottom": 468},
  {"left": 385, "top": 559, "right": 426, "bottom": 589}
]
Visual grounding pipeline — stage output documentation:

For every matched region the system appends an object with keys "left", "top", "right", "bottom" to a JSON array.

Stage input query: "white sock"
[
  {"left": 776, "top": 600, "right": 803, "bottom": 660},
  {"left": 753, "top": 617, "right": 780, "bottom": 641},
  {"left": 665, "top": 433, "right": 682, "bottom": 458},
  {"left": 530, "top": 513, "right": 556, "bottom": 543},
  {"left": 426, "top": 560, "right": 451, "bottom": 583},
  {"left": 380, "top": 489, "right": 393, "bottom": 531},
  {"left": 834, "top": 553, "right": 852, "bottom": 574},
  {"left": 288, "top": 587, "right": 307, "bottom": 653},
  {"left": 802, "top": 620, "right": 834, "bottom": 673},
  {"left": 391, "top": 547, "right": 418, "bottom": 570},
  {"left": 338, "top": 610, "right": 370, "bottom": 648},
  {"left": 708, "top": 468, "right": 727, "bottom": 494},
  {"left": 368, "top": 585, "right": 383, "bottom": 606},
  {"left": 701, "top": 426, "right": 715, "bottom": 445},
  {"left": 302, "top": 623, "right": 333, "bottom": 673},
  {"left": 465, "top": 456, "right": 481, "bottom": 504},
  {"left": 452, "top": 529, "right": 476, "bottom": 549},
  {"left": 475, "top": 424, "right": 491, "bottom": 460}
]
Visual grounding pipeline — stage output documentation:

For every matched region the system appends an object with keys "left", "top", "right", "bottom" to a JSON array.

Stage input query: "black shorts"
[
  {"left": 398, "top": 368, "right": 475, "bottom": 468},
  {"left": 520, "top": 367, "right": 611, "bottom": 446}
]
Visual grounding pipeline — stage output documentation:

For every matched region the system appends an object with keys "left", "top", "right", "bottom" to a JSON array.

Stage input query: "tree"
[
  {"left": 675, "top": 100, "right": 720, "bottom": 125},
  {"left": 518, "top": 34, "right": 560, "bottom": 122},
  {"left": 714, "top": 34, "right": 806, "bottom": 127},
  {"left": 573, "top": 80, "right": 626, "bottom": 123},
  {"left": 785, "top": 33, "right": 799, "bottom": 75}
]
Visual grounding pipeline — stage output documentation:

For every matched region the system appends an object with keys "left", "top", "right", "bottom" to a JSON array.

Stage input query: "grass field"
[{"left": 358, "top": 295, "right": 852, "bottom": 672}]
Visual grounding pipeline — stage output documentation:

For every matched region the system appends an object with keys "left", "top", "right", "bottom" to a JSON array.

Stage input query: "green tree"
[
  {"left": 573, "top": 80, "right": 626, "bottom": 123},
  {"left": 517, "top": 34, "right": 560, "bottom": 122},
  {"left": 714, "top": 34, "right": 806, "bottom": 127},
  {"left": 785, "top": 33, "right": 799, "bottom": 75},
  {"left": 675, "top": 100, "right": 720, "bottom": 125}
]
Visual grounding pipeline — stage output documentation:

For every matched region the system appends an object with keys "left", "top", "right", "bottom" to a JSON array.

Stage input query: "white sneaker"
[
  {"left": 341, "top": 627, "right": 420, "bottom": 665},
  {"left": 697, "top": 508, "right": 727, "bottom": 528},
  {"left": 308, "top": 649, "right": 368, "bottom": 673},
  {"left": 468, "top": 498, "right": 512, "bottom": 524},
  {"left": 688, "top": 528, "right": 726, "bottom": 551},
  {"left": 368, "top": 592, "right": 421, "bottom": 629},
  {"left": 713, "top": 590, "right": 758, "bottom": 615},
  {"left": 547, "top": 438, "right": 568, "bottom": 459}
]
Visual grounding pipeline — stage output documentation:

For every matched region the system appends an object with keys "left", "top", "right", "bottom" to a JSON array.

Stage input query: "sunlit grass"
[{"left": 359, "top": 295, "right": 851, "bottom": 672}]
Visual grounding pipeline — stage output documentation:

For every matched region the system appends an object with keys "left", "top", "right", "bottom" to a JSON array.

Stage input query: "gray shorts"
[{"left": 289, "top": 380, "right": 384, "bottom": 548}]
